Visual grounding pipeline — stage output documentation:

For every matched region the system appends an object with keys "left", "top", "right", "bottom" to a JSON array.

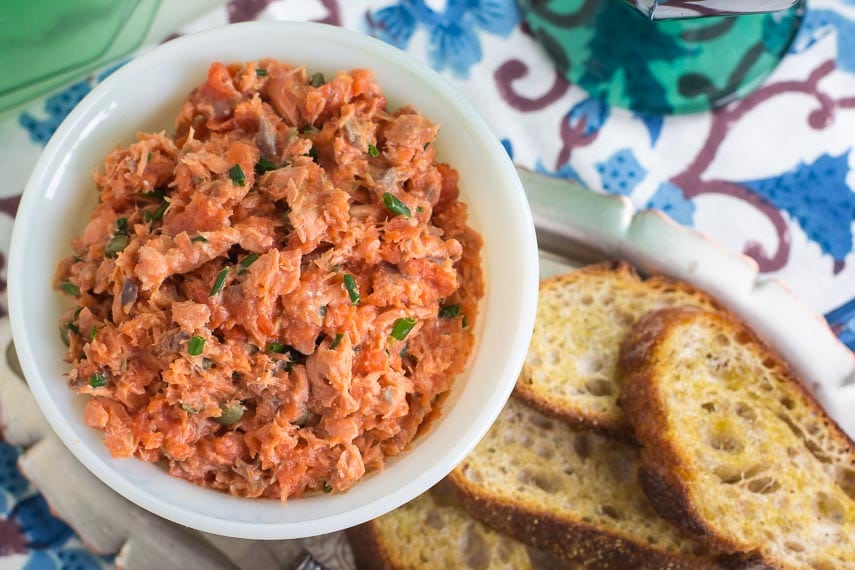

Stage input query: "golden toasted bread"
[
  {"left": 347, "top": 482, "right": 535, "bottom": 570},
  {"left": 515, "top": 262, "right": 720, "bottom": 436},
  {"left": 619, "top": 307, "right": 855, "bottom": 569},
  {"left": 448, "top": 397, "right": 722, "bottom": 569}
]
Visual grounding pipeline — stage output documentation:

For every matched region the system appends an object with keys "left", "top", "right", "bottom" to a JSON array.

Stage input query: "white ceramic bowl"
[{"left": 8, "top": 22, "right": 538, "bottom": 539}]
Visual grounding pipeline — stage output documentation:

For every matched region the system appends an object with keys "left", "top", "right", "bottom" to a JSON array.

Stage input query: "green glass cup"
[
  {"left": 521, "top": 0, "right": 805, "bottom": 114},
  {"left": 0, "top": 0, "right": 159, "bottom": 116}
]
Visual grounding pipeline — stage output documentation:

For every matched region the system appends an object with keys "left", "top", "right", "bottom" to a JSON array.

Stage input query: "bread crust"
[
  {"left": 346, "top": 522, "right": 396, "bottom": 570},
  {"left": 448, "top": 468, "right": 722, "bottom": 570},
  {"left": 618, "top": 307, "right": 855, "bottom": 569},
  {"left": 514, "top": 261, "right": 722, "bottom": 439}
]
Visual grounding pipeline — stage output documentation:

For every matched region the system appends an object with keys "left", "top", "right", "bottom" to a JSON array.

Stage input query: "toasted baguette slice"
[
  {"left": 515, "top": 262, "right": 720, "bottom": 436},
  {"left": 619, "top": 308, "right": 855, "bottom": 570},
  {"left": 448, "top": 397, "right": 721, "bottom": 569},
  {"left": 347, "top": 482, "right": 535, "bottom": 570}
]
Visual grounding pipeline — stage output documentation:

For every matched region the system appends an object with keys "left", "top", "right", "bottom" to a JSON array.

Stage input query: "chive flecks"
[
  {"left": 210, "top": 267, "right": 229, "bottom": 296},
  {"left": 60, "top": 281, "right": 80, "bottom": 296},
  {"left": 343, "top": 274, "right": 360, "bottom": 305},
  {"left": 229, "top": 164, "right": 246, "bottom": 186},
  {"left": 390, "top": 317, "right": 417, "bottom": 341},
  {"left": 181, "top": 403, "right": 200, "bottom": 414},
  {"left": 367, "top": 144, "right": 380, "bottom": 158},
  {"left": 61, "top": 322, "right": 80, "bottom": 346},
  {"left": 215, "top": 403, "right": 245, "bottom": 425},
  {"left": 330, "top": 333, "right": 344, "bottom": 349},
  {"left": 256, "top": 68, "right": 268, "bottom": 77},
  {"left": 399, "top": 342, "right": 408, "bottom": 358},
  {"left": 322, "top": 482, "right": 333, "bottom": 493},
  {"left": 254, "top": 157, "right": 278, "bottom": 175},
  {"left": 238, "top": 253, "right": 259, "bottom": 274},
  {"left": 139, "top": 189, "right": 165, "bottom": 200},
  {"left": 462, "top": 315, "right": 469, "bottom": 328},
  {"left": 423, "top": 142, "right": 430, "bottom": 150},
  {"left": 438, "top": 304, "right": 461, "bottom": 318},
  {"left": 149, "top": 199, "right": 169, "bottom": 222},
  {"left": 416, "top": 206, "right": 424, "bottom": 213},
  {"left": 188, "top": 336, "right": 205, "bottom": 356},
  {"left": 89, "top": 373, "right": 107, "bottom": 388},
  {"left": 266, "top": 342, "right": 287, "bottom": 354},
  {"left": 191, "top": 235, "right": 208, "bottom": 243},
  {"left": 116, "top": 218, "right": 128, "bottom": 233},
  {"left": 310, "top": 72, "right": 325, "bottom": 88},
  {"left": 382, "top": 193, "right": 411, "bottom": 217},
  {"left": 307, "top": 146, "right": 318, "bottom": 160},
  {"left": 89, "top": 325, "right": 98, "bottom": 341},
  {"left": 105, "top": 233, "right": 130, "bottom": 258}
]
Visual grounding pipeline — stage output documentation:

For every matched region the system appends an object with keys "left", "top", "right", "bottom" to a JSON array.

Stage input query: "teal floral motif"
[
  {"left": 741, "top": 152, "right": 855, "bottom": 270},
  {"left": 596, "top": 148, "right": 646, "bottom": 196},
  {"left": 366, "top": 0, "right": 520, "bottom": 77},
  {"left": 647, "top": 182, "right": 695, "bottom": 226}
]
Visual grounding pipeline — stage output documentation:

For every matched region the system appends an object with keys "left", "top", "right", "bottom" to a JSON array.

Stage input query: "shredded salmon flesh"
[{"left": 54, "top": 61, "right": 484, "bottom": 501}]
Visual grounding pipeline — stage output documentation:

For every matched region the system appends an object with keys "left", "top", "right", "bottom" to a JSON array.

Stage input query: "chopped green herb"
[
  {"left": 148, "top": 199, "right": 169, "bottom": 222},
  {"left": 89, "top": 325, "right": 98, "bottom": 341},
  {"left": 423, "top": 142, "right": 430, "bottom": 150},
  {"left": 88, "top": 373, "right": 107, "bottom": 388},
  {"left": 60, "top": 281, "right": 80, "bottom": 296},
  {"left": 147, "top": 152, "right": 153, "bottom": 161},
  {"left": 254, "top": 157, "right": 278, "bottom": 175},
  {"left": 60, "top": 324, "right": 71, "bottom": 346},
  {"left": 105, "top": 233, "right": 129, "bottom": 258},
  {"left": 390, "top": 317, "right": 417, "bottom": 341},
  {"left": 310, "top": 72, "right": 325, "bottom": 88},
  {"left": 319, "top": 305, "right": 328, "bottom": 318},
  {"left": 229, "top": 164, "right": 246, "bottom": 186},
  {"left": 416, "top": 206, "right": 424, "bottom": 213},
  {"left": 188, "top": 336, "right": 205, "bottom": 356},
  {"left": 300, "top": 126, "right": 318, "bottom": 135},
  {"left": 215, "top": 403, "right": 245, "bottom": 425},
  {"left": 116, "top": 218, "right": 128, "bottom": 233},
  {"left": 307, "top": 146, "right": 318, "bottom": 160},
  {"left": 201, "top": 358, "right": 214, "bottom": 370},
  {"left": 382, "top": 192, "right": 411, "bottom": 217},
  {"left": 462, "top": 315, "right": 469, "bottom": 328},
  {"left": 266, "top": 342, "right": 287, "bottom": 354},
  {"left": 191, "top": 235, "right": 208, "bottom": 243},
  {"left": 256, "top": 67, "right": 268, "bottom": 77},
  {"left": 367, "top": 144, "right": 380, "bottom": 158},
  {"left": 438, "top": 304, "right": 461, "bottom": 318},
  {"left": 399, "top": 342, "right": 408, "bottom": 358},
  {"left": 322, "top": 482, "right": 333, "bottom": 494},
  {"left": 343, "top": 274, "right": 360, "bottom": 305},
  {"left": 330, "top": 333, "right": 344, "bottom": 349},
  {"left": 209, "top": 267, "right": 229, "bottom": 296},
  {"left": 238, "top": 252, "right": 259, "bottom": 274},
  {"left": 181, "top": 403, "right": 200, "bottom": 414},
  {"left": 138, "top": 189, "right": 165, "bottom": 200}
]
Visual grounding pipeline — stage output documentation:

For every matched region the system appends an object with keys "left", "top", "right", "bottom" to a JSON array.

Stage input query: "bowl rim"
[{"left": 7, "top": 21, "right": 539, "bottom": 538}]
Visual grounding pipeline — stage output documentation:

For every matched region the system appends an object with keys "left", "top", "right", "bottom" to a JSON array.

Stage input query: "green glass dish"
[
  {"left": 0, "top": 0, "right": 159, "bottom": 116},
  {"left": 521, "top": 0, "right": 805, "bottom": 114}
]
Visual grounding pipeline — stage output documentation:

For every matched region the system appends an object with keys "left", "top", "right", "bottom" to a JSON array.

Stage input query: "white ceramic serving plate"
[
  {"left": 3, "top": 171, "right": 853, "bottom": 569},
  {"left": 6, "top": 22, "right": 539, "bottom": 539}
]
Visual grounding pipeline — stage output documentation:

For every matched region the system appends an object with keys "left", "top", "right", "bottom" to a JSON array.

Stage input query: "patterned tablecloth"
[{"left": 1, "top": 1, "right": 854, "bottom": 568}]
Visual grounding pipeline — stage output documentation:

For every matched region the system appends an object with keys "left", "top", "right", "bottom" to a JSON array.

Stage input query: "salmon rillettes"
[{"left": 54, "top": 60, "right": 484, "bottom": 501}]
